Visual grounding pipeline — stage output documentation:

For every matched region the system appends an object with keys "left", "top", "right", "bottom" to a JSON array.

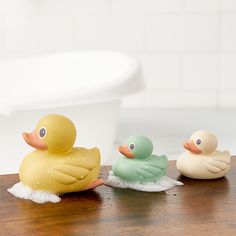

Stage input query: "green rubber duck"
[{"left": 113, "top": 135, "right": 168, "bottom": 182}]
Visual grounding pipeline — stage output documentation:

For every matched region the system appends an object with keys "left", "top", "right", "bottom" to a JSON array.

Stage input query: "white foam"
[
  {"left": 106, "top": 171, "right": 183, "bottom": 192},
  {"left": 7, "top": 182, "right": 61, "bottom": 204}
]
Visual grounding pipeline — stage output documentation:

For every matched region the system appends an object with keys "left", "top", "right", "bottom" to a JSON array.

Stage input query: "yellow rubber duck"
[
  {"left": 176, "top": 130, "right": 231, "bottom": 179},
  {"left": 19, "top": 114, "right": 104, "bottom": 194}
]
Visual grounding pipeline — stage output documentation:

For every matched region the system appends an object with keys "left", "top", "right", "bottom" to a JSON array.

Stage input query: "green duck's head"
[{"left": 118, "top": 135, "right": 153, "bottom": 159}]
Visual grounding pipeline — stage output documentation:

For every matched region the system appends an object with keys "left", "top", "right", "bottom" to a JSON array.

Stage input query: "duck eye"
[
  {"left": 129, "top": 143, "right": 135, "bottom": 150},
  {"left": 39, "top": 127, "right": 47, "bottom": 138},
  {"left": 196, "top": 139, "right": 201, "bottom": 145}
]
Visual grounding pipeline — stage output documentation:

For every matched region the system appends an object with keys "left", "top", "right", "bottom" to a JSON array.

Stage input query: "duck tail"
[{"left": 91, "top": 147, "right": 101, "bottom": 163}]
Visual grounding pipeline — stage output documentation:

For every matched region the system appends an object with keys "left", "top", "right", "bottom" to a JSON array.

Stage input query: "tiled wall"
[{"left": 0, "top": 0, "right": 236, "bottom": 108}]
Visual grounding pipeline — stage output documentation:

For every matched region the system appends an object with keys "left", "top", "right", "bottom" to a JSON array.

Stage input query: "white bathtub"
[{"left": 0, "top": 51, "right": 143, "bottom": 174}]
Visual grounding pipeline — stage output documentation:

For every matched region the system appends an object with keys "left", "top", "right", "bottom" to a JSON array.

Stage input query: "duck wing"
[
  {"left": 49, "top": 147, "right": 100, "bottom": 185},
  {"left": 134, "top": 155, "right": 168, "bottom": 179},
  {"left": 204, "top": 151, "right": 230, "bottom": 174}
]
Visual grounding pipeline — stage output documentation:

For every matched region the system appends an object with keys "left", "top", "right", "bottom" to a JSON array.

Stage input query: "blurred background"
[{"left": 0, "top": 0, "right": 236, "bottom": 161}]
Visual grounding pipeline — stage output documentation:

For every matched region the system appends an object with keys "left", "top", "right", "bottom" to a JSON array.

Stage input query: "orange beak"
[
  {"left": 118, "top": 145, "right": 135, "bottom": 158},
  {"left": 183, "top": 140, "right": 202, "bottom": 154},
  {"left": 23, "top": 131, "right": 48, "bottom": 150}
]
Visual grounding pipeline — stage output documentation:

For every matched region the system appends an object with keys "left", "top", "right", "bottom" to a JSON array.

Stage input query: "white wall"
[{"left": 0, "top": 0, "right": 236, "bottom": 108}]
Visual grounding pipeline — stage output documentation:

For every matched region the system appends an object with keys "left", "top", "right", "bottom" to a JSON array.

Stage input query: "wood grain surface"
[{"left": 0, "top": 159, "right": 236, "bottom": 236}]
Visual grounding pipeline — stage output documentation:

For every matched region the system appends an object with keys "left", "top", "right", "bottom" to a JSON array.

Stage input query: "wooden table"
[{"left": 1, "top": 159, "right": 236, "bottom": 236}]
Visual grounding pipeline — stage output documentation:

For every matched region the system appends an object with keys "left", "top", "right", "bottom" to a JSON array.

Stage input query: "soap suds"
[
  {"left": 7, "top": 182, "right": 61, "bottom": 204},
  {"left": 106, "top": 171, "right": 183, "bottom": 192}
]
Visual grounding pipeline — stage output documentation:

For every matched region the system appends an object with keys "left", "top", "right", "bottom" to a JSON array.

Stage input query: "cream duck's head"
[
  {"left": 183, "top": 130, "right": 218, "bottom": 155},
  {"left": 23, "top": 114, "right": 76, "bottom": 154}
]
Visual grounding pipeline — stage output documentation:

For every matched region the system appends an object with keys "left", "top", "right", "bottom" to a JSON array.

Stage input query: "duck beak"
[
  {"left": 183, "top": 140, "right": 202, "bottom": 154},
  {"left": 118, "top": 145, "right": 135, "bottom": 158},
  {"left": 23, "top": 131, "right": 48, "bottom": 150}
]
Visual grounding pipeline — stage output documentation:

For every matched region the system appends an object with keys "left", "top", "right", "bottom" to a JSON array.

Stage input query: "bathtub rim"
[{"left": 0, "top": 50, "right": 144, "bottom": 116}]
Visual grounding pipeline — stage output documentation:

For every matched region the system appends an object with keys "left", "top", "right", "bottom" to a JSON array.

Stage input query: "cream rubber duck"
[
  {"left": 19, "top": 114, "right": 104, "bottom": 194},
  {"left": 176, "top": 130, "right": 231, "bottom": 179}
]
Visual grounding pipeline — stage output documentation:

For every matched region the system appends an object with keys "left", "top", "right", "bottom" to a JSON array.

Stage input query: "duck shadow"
[
  {"left": 62, "top": 188, "right": 103, "bottom": 203},
  {"left": 16, "top": 189, "right": 104, "bottom": 221},
  {"left": 176, "top": 174, "right": 230, "bottom": 218},
  {"left": 108, "top": 186, "right": 167, "bottom": 220},
  {"left": 177, "top": 174, "right": 230, "bottom": 190}
]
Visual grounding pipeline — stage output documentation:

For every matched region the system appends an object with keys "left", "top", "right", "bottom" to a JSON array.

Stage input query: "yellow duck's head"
[{"left": 23, "top": 114, "right": 76, "bottom": 154}]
